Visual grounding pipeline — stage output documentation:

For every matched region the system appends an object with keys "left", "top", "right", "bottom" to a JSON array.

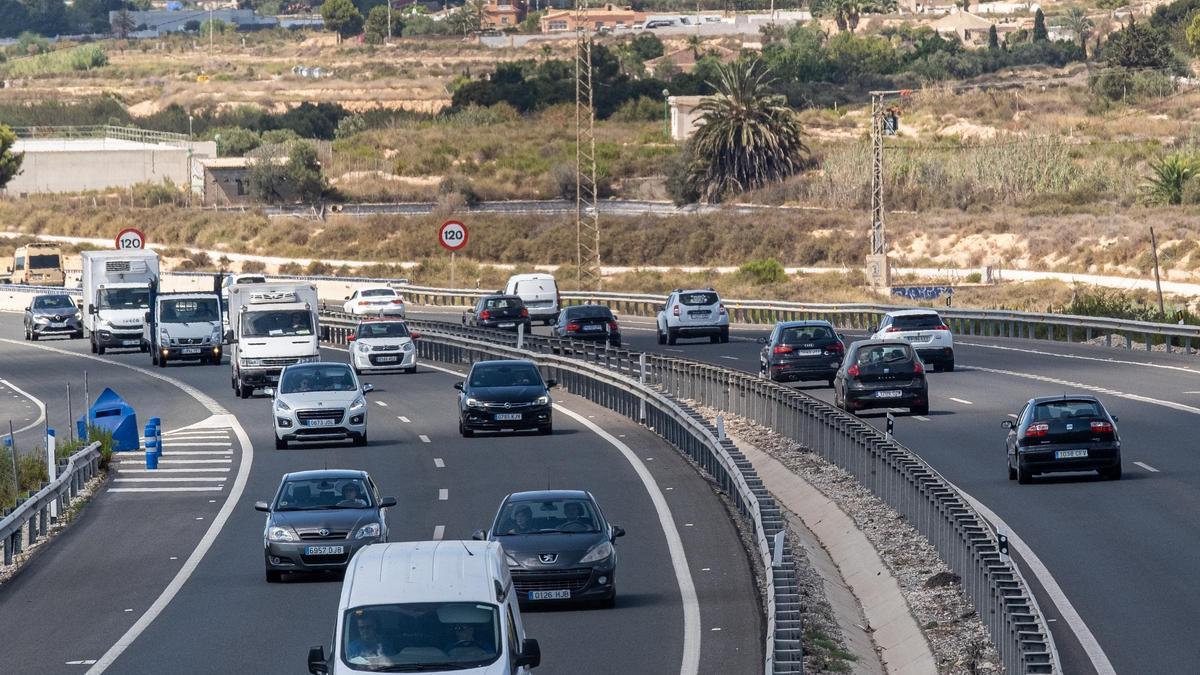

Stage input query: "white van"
[
  {"left": 308, "top": 541, "right": 542, "bottom": 675},
  {"left": 504, "top": 274, "right": 560, "bottom": 325}
]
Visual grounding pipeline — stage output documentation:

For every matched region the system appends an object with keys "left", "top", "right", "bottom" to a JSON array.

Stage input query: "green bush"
[
  {"left": 610, "top": 96, "right": 663, "bottom": 123},
  {"left": 85, "top": 426, "right": 115, "bottom": 467},
  {"left": 965, "top": 271, "right": 983, "bottom": 283},
  {"left": 738, "top": 258, "right": 788, "bottom": 285}
]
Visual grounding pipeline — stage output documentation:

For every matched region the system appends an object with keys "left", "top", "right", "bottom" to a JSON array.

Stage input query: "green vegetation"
[
  {"left": 1142, "top": 153, "right": 1200, "bottom": 205},
  {"left": 0, "top": 125, "right": 22, "bottom": 191},
  {"left": 321, "top": 0, "right": 364, "bottom": 41},
  {"left": 0, "top": 43, "right": 107, "bottom": 77},
  {"left": 737, "top": 258, "right": 788, "bottom": 285},
  {"left": 248, "top": 140, "right": 328, "bottom": 204}
]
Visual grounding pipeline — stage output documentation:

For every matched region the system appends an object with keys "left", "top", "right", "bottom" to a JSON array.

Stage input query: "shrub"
[
  {"left": 738, "top": 258, "right": 788, "bottom": 285},
  {"left": 611, "top": 96, "right": 663, "bottom": 123},
  {"left": 131, "top": 179, "right": 181, "bottom": 206},
  {"left": 965, "top": 271, "right": 983, "bottom": 283},
  {"left": 438, "top": 174, "right": 479, "bottom": 206},
  {"left": 241, "top": 259, "right": 267, "bottom": 273}
]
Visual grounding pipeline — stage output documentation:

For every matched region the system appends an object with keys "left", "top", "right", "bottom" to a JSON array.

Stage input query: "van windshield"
[
  {"left": 241, "top": 310, "right": 313, "bottom": 337},
  {"left": 160, "top": 298, "right": 220, "bottom": 323},
  {"left": 341, "top": 602, "right": 501, "bottom": 671},
  {"left": 99, "top": 288, "right": 150, "bottom": 310}
]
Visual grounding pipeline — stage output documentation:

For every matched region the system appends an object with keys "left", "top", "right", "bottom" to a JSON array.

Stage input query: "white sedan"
[{"left": 343, "top": 286, "right": 406, "bottom": 317}]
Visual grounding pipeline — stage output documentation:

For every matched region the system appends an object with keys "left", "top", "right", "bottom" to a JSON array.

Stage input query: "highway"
[
  {"left": 440, "top": 308, "right": 1200, "bottom": 675},
  {"left": 0, "top": 316, "right": 762, "bottom": 675}
]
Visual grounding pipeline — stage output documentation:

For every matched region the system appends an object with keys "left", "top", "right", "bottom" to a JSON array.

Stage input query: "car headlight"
[
  {"left": 210, "top": 327, "right": 222, "bottom": 343},
  {"left": 355, "top": 523, "right": 381, "bottom": 539},
  {"left": 274, "top": 399, "right": 291, "bottom": 412},
  {"left": 535, "top": 395, "right": 550, "bottom": 406},
  {"left": 579, "top": 541, "right": 614, "bottom": 563},
  {"left": 465, "top": 397, "right": 480, "bottom": 407},
  {"left": 349, "top": 397, "right": 366, "bottom": 412},
  {"left": 159, "top": 329, "right": 171, "bottom": 343},
  {"left": 268, "top": 526, "right": 298, "bottom": 542},
  {"left": 505, "top": 552, "right": 521, "bottom": 568}
]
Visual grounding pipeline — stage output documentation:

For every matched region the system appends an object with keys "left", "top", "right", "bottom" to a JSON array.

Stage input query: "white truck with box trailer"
[
  {"left": 81, "top": 250, "right": 160, "bottom": 355},
  {"left": 226, "top": 282, "right": 320, "bottom": 399}
]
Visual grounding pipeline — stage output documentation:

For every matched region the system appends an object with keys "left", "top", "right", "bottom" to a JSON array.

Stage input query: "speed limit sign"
[
  {"left": 115, "top": 227, "right": 146, "bottom": 250},
  {"left": 438, "top": 220, "right": 468, "bottom": 251}
]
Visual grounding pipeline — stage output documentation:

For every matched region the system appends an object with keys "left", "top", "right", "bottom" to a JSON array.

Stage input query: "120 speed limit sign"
[
  {"left": 438, "top": 220, "right": 468, "bottom": 251},
  {"left": 115, "top": 227, "right": 146, "bottom": 250}
]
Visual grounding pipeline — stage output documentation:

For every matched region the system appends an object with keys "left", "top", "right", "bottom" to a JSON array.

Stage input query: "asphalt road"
[
  {"left": 452, "top": 309, "right": 1200, "bottom": 675},
  {"left": 0, "top": 317, "right": 761, "bottom": 675}
]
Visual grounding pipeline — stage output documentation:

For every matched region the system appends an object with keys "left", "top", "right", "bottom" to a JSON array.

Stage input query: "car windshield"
[
  {"left": 28, "top": 254, "right": 60, "bottom": 269},
  {"left": 679, "top": 292, "right": 718, "bottom": 306},
  {"left": 280, "top": 366, "right": 357, "bottom": 394},
  {"left": 361, "top": 289, "right": 396, "bottom": 298},
  {"left": 237, "top": 275, "right": 266, "bottom": 285},
  {"left": 341, "top": 603, "right": 501, "bottom": 671},
  {"left": 241, "top": 310, "right": 313, "bottom": 337},
  {"left": 276, "top": 477, "right": 373, "bottom": 510},
  {"left": 891, "top": 313, "right": 943, "bottom": 330},
  {"left": 495, "top": 498, "right": 602, "bottom": 534},
  {"left": 482, "top": 297, "right": 522, "bottom": 310},
  {"left": 854, "top": 345, "right": 912, "bottom": 365},
  {"left": 33, "top": 295, "right": 73, "bottom": 310},
  {"left": 98, "top": 288, "right": 150, "bottom": 310},
  {"left": 780, "top": 326, "right": 833, "bottom": 343},
  {"left": 358, "top": 322, "right": 410, "bottom": 339},
  {"left": 566, "top": 306, "right": 612, "bottom": 320},
  {"left": 469, "top": 364, "right": 542, "bottom": 388},
  {"left": 1032, "top": 400, "right": 1105, "bottom": 421},
  {"left": 160, "top": 298, "right": 219, "bottom": 322}
]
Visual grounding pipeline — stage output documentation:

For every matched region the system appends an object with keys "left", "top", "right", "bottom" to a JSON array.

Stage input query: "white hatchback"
[
  {"left": 870, "top": 309, "right": 955, "bottom": 371},
  {"left": 344, "top": 286, "right": 406, "bottom": 317},
  {"left": 349, "top": 319, "right": 419, "bottom": 375}
]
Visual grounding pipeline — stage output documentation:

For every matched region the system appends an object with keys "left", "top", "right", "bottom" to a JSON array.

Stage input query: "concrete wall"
[{"left": 5, "top": 141, "right": 216, "bottom": 196}]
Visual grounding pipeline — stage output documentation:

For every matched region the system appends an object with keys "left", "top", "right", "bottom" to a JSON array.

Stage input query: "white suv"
[
  {"left": 656, "top": 288, "right": 729, "bottom": 345},
  {"left": 870, "top": 309, "right": 955, "bottom": 371}
]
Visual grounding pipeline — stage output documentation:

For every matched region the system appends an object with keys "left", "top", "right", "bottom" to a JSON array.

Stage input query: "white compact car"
[
  {"left": 656, "top": 288, "right": 729, "bottom": 345},
  {"left": 870, "top": 309, "right": 955, "bottom": 371},
  {"left": 343, "top": 286, "right": 406, "bottom": 317},
  {"left": 268, "top": 362, "right": 373, "bottom": 449},
  {"left": 349, "top": 319, "right": 419, "bottom": 375}
]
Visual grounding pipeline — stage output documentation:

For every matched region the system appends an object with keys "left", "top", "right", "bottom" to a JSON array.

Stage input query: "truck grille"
[
  {"left": 297, "top": 409, "right": 345, "bottom": 424},
  {"left": 512, "top": 569, "right": 592, "bottom": 593},
  {"left": 261, "top": 357, "right": 300, "bottom": 367},
  {"left": 172, "top": 338, "right": 204, "bottom": 345}
]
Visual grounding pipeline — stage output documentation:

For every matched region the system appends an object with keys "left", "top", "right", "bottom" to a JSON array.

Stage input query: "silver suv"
[{"left": 656, "top": 288, "right": 729, "bottom": 345}]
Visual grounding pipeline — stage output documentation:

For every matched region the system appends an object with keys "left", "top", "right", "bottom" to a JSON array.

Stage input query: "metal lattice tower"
[
  {"left": 870, "top": 92, "right": 886, "bottom": 256},
  {"left": 574, "top": 2, "right": 602, "bottom": 291}
]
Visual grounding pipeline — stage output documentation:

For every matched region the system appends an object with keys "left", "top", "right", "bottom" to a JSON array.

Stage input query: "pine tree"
[
  {"left": 1033, "top": 8, "right": 1048, "bottom": 42},
  {"left": 0, "top": 125, "right": 23, "bottom": 191},
  {"left": 987, "top": 24, "right": 999, "bottom": 50}
]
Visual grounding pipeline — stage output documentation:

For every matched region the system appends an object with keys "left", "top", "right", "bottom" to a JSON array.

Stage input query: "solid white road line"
[
  {"left": 118, "top": 468, "right": 231, "bottom": 473},
  {"left": 553, "top": 403, "right": 701, "bottom": 675},
  {"left": 719, "top": 356, "right": 739, "bottom": 361},
  {"left": 961, "top": 340, "right": 1200, "bottom": 376},
  {"left": 113, "top": 477, "right": 226, "bottom": 483},
  {"left": 115, "top": 459, "right": 230, "bottom": 464},
  {"left": 0, "top": 377, "right": 46, "bottom": 435},
  {"left": 949, "top": 397, "right": 974, "bottom": 405},
  {"left": 438, "top": 488, "right": 448, "bottom": 501},
  {"left": 120, "top": 451, "right": 231, "bottom": 457},
  {"left": 108, "top": 487, "right": 224, "bottom": 493},
  {"left": 1007, "top": 413, "right": 1019, "bottom": 419},
  {"left": 159, "top": 442, "right": 233, "bottom": 447},
  {"left": 433, "top": 525, "right": 445, "bottom": 540},
  {"left": 433, "top": 458, "right": 445, "bottom": 468},
  {"left": 1133, "top": 461, "right": 1160, "bottom": 473},
  {"left": 419, "top": 434, "right": 431, "bottom": 443}
]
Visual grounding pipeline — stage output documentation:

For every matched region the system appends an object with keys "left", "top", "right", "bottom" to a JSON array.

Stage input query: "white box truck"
[
  {"left": 226, "top": 282, "right": 320, "bottom": 399},
  {"left": 81, "top": 250, "right": 160, "bottom": 355},
  {"left": 145, "top": 289, "right": 225, "bottom": 368}
]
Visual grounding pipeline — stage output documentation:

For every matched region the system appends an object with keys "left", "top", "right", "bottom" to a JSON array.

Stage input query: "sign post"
[
  {"left": 115, "top": 227, "right": 146, "bottom": 250},
  {"left": 438, "top": 220, "right": 468, "bottom": 288}
]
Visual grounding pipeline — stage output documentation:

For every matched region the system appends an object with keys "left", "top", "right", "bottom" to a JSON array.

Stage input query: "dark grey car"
[
  {"left": 474, "top": 490, "right": 624, "bottom": 608},
  {"left": 255, "top": 470, "right": 397, "bottom": 582},
  {"left": 24, "top": 293, "right": 83, "bottom": 341},
  {"left": 462, "top": 294, "right": 532, "bottom": 332},
  {"left": 758, "top": 320, "right": 844, "bottom": 385}
]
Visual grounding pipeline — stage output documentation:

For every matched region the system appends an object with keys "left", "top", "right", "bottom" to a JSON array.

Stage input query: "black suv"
[
  {"left": 758, "top": 320, "right": 844, "bottom": 386},
  {"left": 463, "top": 294, "right": 532, "bottom": 332},
  {"left": 834, "top": 340, "right": 929, "bottom": 415},
  {"left": 456, "top": 359, "right": 556, "bottom": 436}
]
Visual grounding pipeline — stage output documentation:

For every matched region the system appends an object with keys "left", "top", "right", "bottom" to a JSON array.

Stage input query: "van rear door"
[{"left": 515, "top": 278, "right": 557, "bottom": 315}]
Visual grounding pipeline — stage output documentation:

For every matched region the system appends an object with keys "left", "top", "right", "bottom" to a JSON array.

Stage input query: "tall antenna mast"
[{"left": 574, "top": 1, "right": 601, "bottom": 291}]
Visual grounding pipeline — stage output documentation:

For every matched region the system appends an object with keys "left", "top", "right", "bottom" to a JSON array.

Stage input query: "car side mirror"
[
  {"left": 1001, "top": 420, "right": 1014, "bottom": 429},
  {"left": 307, "top": 646, "right": 328, "bottom": 675},
  {"left": 1111, "top": 415, "right": 1118, "bottom": 423},
  {"left": 144, "top": 311, "right": 152, "bottom": 323},
  {"left": 410, "top": 331, "right": 422, "bottom": 340},
  {"left": 88, "top": 304, "right": 96, "bottom": 315},
  {"left": 757, "top": 336, "right": 768, "bottom": 344},
  {"left": 612, "top": 525, "right": 625, "bottom": 539},
  {"left": 224, "top": 329, "right": 236, "bottom": 344},
  {"left": 545, "top": 378, "right": 557, "bottom": 389},
  {"left": 472, "top": 529, "right": 486, "bottom": 541},
  {"left": 515, "top": 639, "right": 541, "bottom": 669},
  {"left": 380, "top": 496, "right": 397, "bottom": 508},
  {"left": 454, "top": 382, "right": 464, "bottom": 391},
  {"left": 362, "top": 383, "right": 374, "bottom": 393},
  {"left": 263, "top": 387, "right": 275, "bottom": 397},
  {"left": 254, "top": 501, "right": 270, "bottom": 512},
  {"left": 347, "top": 333, "right": 355, "bottom": 342}
]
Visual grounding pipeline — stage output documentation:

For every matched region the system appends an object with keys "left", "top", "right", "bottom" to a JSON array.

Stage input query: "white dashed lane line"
[
  {"left": 438, "top": 489, "right": 448, "bottom": 501},
  {"left": 912, "top": 415, "right": 930, "bottom": 422},
  {"left": 1134, "top": 462, "right": 1160, "bottom": 473},
  {"left": 433, "top": 525, "right": 445, "bottom": 540},
  {"left": 398, "top": 416, "right": 411, "bottom": 423},
  {"left": 419, "top": 435, "right": 431, "bottom": 443},
  {"left": 949, "top": 397, "right": 974, "bottom": 405},
  {"left": 433, "top": 458, "right": 445, "bottom": 468},
  {"left": 374, "top": 400, "right": 388, "bottom": 407}
]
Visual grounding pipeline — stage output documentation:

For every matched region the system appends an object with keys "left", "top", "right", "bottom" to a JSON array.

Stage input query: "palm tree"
[
  {"left": 685, "top": 35, "right": 703, "bottom": 59},
  {"left": 1056, "top": 6, "right": 1094, "bottom": 58},
  {"left": 686, "top": 60, "right": 810, "bottom": 203},
  {"left": 1143, "top": 153, "right": 1200, "bottom": 205}
]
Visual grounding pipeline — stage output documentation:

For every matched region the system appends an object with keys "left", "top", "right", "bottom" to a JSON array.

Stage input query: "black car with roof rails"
[
  {"left": 462, "top": 294, "right": 532, "bottom": 332},
  {"left": 1004, "top": 395, "right": 1122, "bottom": 484},
  {"left": 455, "top": 359, "right": 556, "bottom": 436},
  {"left": 834, "top": 340, "right": 929, "bottom": 415},
  {"left": 552, "top": 304, "right": 621, "bottom": 347},
  {"left": 758, "top": 320, "right": 845, "bottom": 386},
  {"left": 474, "top": 490, "right": 624, "bottom": 608}
]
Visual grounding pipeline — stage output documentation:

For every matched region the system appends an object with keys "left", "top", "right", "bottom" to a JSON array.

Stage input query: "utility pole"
[
  {"left": 209, "top": 1, "right": 214, "bottom": 60},
  {"left": 866, "top": 89, "right": 910, "bottom": 288},
  {"left": 387, "top": 0, "right": 393, "bottom": 44},
  {"left": 574, "top": 0, "right": 601, "bottom": 291},
  {"left": 1150, "top": 226, "right": 1165, "bottom": 316}
]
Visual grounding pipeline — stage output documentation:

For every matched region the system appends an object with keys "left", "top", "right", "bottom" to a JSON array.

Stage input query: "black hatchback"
[
  {"left": 1004, "top": 395, "right": 1122, "bottom": 484},
  {"left": 834, "top": 340, "right": 928, "bottom": 415},
  {"left": 552, "top": 304, "right": 621, "bottom": 347},
  {"left": 463, "top": 294, "right": 531, "bottom": 332},
  {"left": 758, "top": 320, "right": 844, "bottom": 386},
  {"left": 456, "top": 359, "right": 556, "bottom": 436}
]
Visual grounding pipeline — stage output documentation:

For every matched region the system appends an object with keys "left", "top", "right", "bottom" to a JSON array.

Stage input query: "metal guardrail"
[
  {"left": 319, "top": 311, "right": 803, "bottom": 674},
  {"left": 205, "top": 199, "right": 816, "bottom": 219},
  {"left": 318, "top": 312, "right": 1057, "bottom": 675},
  {"left": 1, "top": 442, "right": 102, "bottom": 568},
  {"left": 10, "top": 125, "right": 190, "bottom": 146}
]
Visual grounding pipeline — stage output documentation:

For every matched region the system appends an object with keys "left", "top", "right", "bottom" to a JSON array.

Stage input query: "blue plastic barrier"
[{"left": 77, "top": 388, "right": 140, "bottom": 452}]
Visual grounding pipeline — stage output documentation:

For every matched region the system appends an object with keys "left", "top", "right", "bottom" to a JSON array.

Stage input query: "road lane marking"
[
  {"left": 961, "top": 341, "right": 1200, "bottom": 376},
  {"left": 108, "top": 487, "right": 225, "bottom": 493},
  {"left": 1134, "top": 462, "right": 1160, "bottom": 473},
  {"left": 433, "top": 458, "right": 445, "bottom": 468},
  {"left": 125, "top": 451, "right": 232, "bottom": 456},
  {"left": 375, "top": 400, "right": 388, "bottom": 407},
  {"left": 66, "top": 660, "right": 97, "bottom": 665},
  {"left": 118, "top": 468, "right": 231, "bottom": 473},
  {"left": 949, "top": 397, "right": 973, "bottom": 405},
  {"left": 719, "top": 356, "right": 739, "bottom": 361},
  {"left": 438, "top": 488, "right": 448, "bottom": 500},
  {"left": 398, "top": 416, "right": 411, "bottom": 423},
  {"left": 159, "top": 442, "right": 233, "bottom": 447},
  {"left": 1007, "top": 413, "right": 1019, "bottom": 418},
  {"left": 913, "top": 416, "right": 930, "bottom": 422},
  {"left": 433, "top": 525, "right": 445, "bottom": 540},
  {"left": 113, "top": 477, "right": 226, "bottom": 483},
  {"left": 419, "top": 434, "right": 431, "bottom": 443},
  {"left": 115, "top": 459, "right": 230, "bottom": 464},
  {"left": 0, "top": 377, "right": 46, "bottom": 434}
]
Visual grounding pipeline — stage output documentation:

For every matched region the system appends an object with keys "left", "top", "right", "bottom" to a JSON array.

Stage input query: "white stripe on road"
[
  {"left": 438, "top": 488, "right": 448, "bottom": 500},
  {"left": 419, "top": 435, "right": 431, "bottom": 443},
  {"left": 115, "top": 459, "right": 231, "bottom": 464},
  {"left": 118, "top": 468, "right": 231, "bottom": 473},
  {"left": 913, "top": 416, "right": 930, "bottom": 422},
  {"left": 433, "top": 525, "right": 445, "bottom": 540},
  {"left": 1007, "top": 413, "right": 1019, "bottom": 419},
  {"left": 375, "top": 400, "right": 388, "bottom": 407},
  {"left": 108, "top": 487, "right": 225, "bottom": 493},
  {"left": 125, "top": 451, "right": 231, "bottom": 456},
  {"left": 1134, "top": 461, "right": 1160, "bottom": 473},
  {"left": 160, "top": 442, "right": 233, "bottom": 447},
  {"left": 949, "top": 397, "right": 974, "bottom": 405},
  {"left": 433, "top": 458, "right": 445, "bottom": 468},
  {"left": 719, "top": 356, "right": 739, "bottom": 361},
  {"left": 113, "top": 477, "right": 227, "bottom": 483},
  {"left": 0, "top": 378, "right": 46, "bottom": 435},
  {"left": 398, "top": 416, "right": 411, "bottom": 423},
  {"left": 961, "top": 340, "right": 1200, "bottom": 376}
]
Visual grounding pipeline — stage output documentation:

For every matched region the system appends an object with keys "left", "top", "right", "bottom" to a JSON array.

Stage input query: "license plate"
[
  {"left": 498, "top": 322, "right": 515, "bottom": 328},
  {"left": 50, "top": 322, "right": 65, "bottom": 327},
  {"left": 304, "top": 545, "right": 344, "bottom": 555},
  {"left": 182, "top": 348, "right": 201, "bottom": 355},
  {"left": 688, "top": 311, "right": 709, "bottom": 317},
  {"left": 376, "top": 356, "right": 398, "bottom": 363},
  {"left": 495, "top": 413, "right": 522, "bottom": 421},
  {"left": 1055, "top": 449, "right": 1088, "bottom": 459},
  {"left": 305, "top": 418, "right": 337, "bottom": 427},
  {"left": 795, "top": 349, "right": 821, "bottom": 356},
  {"left": 123, "top": 339, "right": 140, "bottom": 346},
  {"left": 528, "top": 590, "right": 570, "bottom": 600},
  {"left": 582, "top": 325, "right": 602, "bottom": 332},
  {"left": 875, "top": 390, "right": 903, "bottom": 398}
]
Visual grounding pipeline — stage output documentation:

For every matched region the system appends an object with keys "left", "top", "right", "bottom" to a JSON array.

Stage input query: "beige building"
[
  {"left": 931, "top": 9, "right": 998, "bottom": 46},
  {"left": 540, "top": 4, "right": 644, "bottom": 32},
  {"left": 667, "top": 95, "right": 708, "bottom": 142},
  {"left": 645, "top": 45, "right": 739, "bottom": 76}
]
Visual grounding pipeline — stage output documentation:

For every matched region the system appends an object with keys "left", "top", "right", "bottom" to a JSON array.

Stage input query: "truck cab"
[
  {"left": 81, "top": 250, "right": 160, "bottom": 355},
  {"left": 227, "top": 282, "right": 320, "bottom": 399},
  {"left": 146, "top": 292, "right": 224, "bottom": 367},
  {"left": 7, "top": 243, "right": 65, "bottom": 286}
]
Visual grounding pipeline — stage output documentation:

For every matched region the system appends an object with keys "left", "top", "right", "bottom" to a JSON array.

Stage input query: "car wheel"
[
  {"left": 720, "top": 327, "right": 730, "bottom": 343},
  {"left": 709, "top": 333, "right": 720, "bottom": 344},
  {"left": 538, "top": 423, "right": 553, "bottom": 435},
  {"left": 656, "top": 328, "right": 666, "bottom": 345},
  {"left": 1007, "top": 456, "right": 1017, "bottom": 481},
  {"left": 353, "top": 433, "right": 368, "bottom": 447},
  {"left": 29, "top": 330, "right": 38, "bottom": 341},
  {"left": 90, "top": 335, "right": 97, "bottom": 353},
  {"left": 275, "top": 436, "right": 286, "bottom": 450},
  {"left": 598, "top": 591, "right": 616, "bottom": 609},
  {"left": 1100, "top": 462, "right": 1122, "bottom": 481},
  {"left": 73, "top": 331, "right": 83, "bottom": 340},
  {"left": 158, "top": 353, "right": 167, "bottom": 368},
  {"left": 96, "top": 341, "right": 105, "bottom": 355},
  {"left": 151, "top": 350, "right": 158, "bottom": 366},
  {"left": 266, "top": 569, "right": 283, "bottom": 583},
  {"left": 210, "top": 354, "right": 222, "bottom": 366},
  {"left": 609, "top": 340, "right": 621, "bottom": 349},
  {"left": 238, "top": 383, "right": 251, "bottom": 399},
  {"left": 353, "top": 365, "right": 362, "bottom": 376},
  {"left": 827, "top": 378, "right": 835, "bottom": 388},
  {"left": 667, "top": 329, "right": 678, "bottom": 346},
  {"left": 140, "top": 341, "right": 149, "bottom": 353},
  {"left": 910, "top": 404, "right": 928, "bottom": 415},
  {"left": 405, "top": 366, "right": 418, "bottom": 374},
  {"left": 944, "top": 359, "right": 955, "bottom": 372},
  {"left": 1016, "top": 458, "right": 1032, "bottom": 485},
  {"left": 459, "top": 421, "right": 474, "bottom": 438}
]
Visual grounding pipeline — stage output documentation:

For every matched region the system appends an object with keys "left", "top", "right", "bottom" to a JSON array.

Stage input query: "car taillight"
[
  {"left": 391, "top": 299, "right": 404, "bottom": 305},
  {"left": 846, "top": 364, "right": 860, "bottom": 377},
  {"left": 520, "top": 308, "right": 529, "bottom": 318},
  {"left": 607, "top": 320, "right": 618, "bottom": 331},
  {"left": 1025, "top": 423, "right": 1049, "bottom": 438},
  {"left": 358, "top": 300, "right": 370, "bottom": 306},
  {"left": 935, "top": 324, "right": 950, "bottom": 331},
  {"left": 886, "top": 326, "right": 904, "bottom": 332},
  {"left": 480, "top": 310, "right": 491, "bottom": 320},
  {"left": 773, "top": 345, "right": 793, "bottom": 355},
  {"left": 827, "top": 342, "right": 844, "bottom": 353},
  {"left": 566, "top": 322, "right": 581, "bottom": 332},
  {"left": 913, "top": 360, "right": 924, "bottom": 374},
  {"left": 1091, "top": 420, "right": 1114, "bottom": 434},
  {"left": 673, "top": 305, "right": 680, "bottom": 317}
]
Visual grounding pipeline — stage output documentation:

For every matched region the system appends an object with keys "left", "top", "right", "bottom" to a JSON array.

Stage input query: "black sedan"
[
  {"left": 255, "top": 470, "right": 397, "bottom": 582},
  {"left": 1005, "top": 395, "right": 1122, "bottom": 484},
  {"left": 758, "top": 320, "right": 844, "bottom": 386},
  {"left": 474, "top": 490, "right": 624, "bottom": 608},
  {"left": 834, "top": 340, "right": 928, "bottom": 415},
  {"left": 552, "top": 304, "right": 621, "bottom": 347},
  {"left": 456, "top": 359, "right": 555, "bottom": 436},
  {"left": 462, "top": 294, "right": 532, "bottom": 332},
  {"left": 24, "top": 293, "right": 83, "bottom": 341}
]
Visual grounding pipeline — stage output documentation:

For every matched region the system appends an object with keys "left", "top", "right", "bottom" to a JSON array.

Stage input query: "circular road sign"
[
  {"left": 439, "top": 220, "right": 468, "bottom": 251},
  {"left": 115, "top": 227, "right": 146, "bottom": 250}
]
